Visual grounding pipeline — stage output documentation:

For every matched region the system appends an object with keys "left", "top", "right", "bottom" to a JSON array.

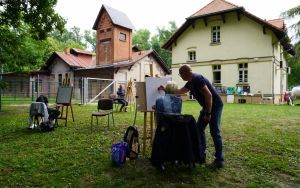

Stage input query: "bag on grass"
[
  {"left": 123, "top": 126, "right": 140, "bottom": 160},
  {"left": 111, "top": 141, "right": 128, "bottom": 166}
]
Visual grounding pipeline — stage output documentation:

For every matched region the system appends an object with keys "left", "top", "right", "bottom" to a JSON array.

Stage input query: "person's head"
[
  {"left": 179, "top": 64, "right": 193, "bottom": 81},
  {"left": 118, "top": 84, "right": 123, "bottom": 90},
  {"left": 165, "top": 81, "right": 178, "bottom": 94}
]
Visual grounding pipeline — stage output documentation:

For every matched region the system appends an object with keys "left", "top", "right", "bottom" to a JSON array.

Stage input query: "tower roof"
[{"left": 93, "top": 4, "right": 134, "bottom": 30}]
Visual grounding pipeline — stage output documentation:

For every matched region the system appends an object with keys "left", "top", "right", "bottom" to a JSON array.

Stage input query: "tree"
[
  {"left": 151, "top": 21, "right": 177, "bottom": 68},
  {"left": 0, "top": 0, "right": 65, "bottom": 39},
  {"left": 287, "top": 42, "right": 300, "bottom": 87},
  {"left": 0, "top": 24, "right": 49, "bottom": 72},
  {"left": 282, "top": 5, "right": 300, "bottom": 87},
  {"left": 83, "top": 30, "right": 96, "bottom": 52},
  {"left": 281, "top": 5, "right": 300, "bottom": 41},
  {"left": 132, "top": 29, "right": 151, "bottom": 50}
]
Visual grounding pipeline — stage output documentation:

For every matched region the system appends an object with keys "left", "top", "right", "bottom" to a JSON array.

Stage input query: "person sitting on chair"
[
  {"left": 36, "top": 95, "right": 60, "bottom": 125},
  {"left": 117, "top": 85, "right": 128, "bottom": 112}
]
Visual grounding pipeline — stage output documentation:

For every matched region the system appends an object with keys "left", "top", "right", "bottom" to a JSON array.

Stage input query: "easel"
[
  {"left": 56, "top": 75, "right": 74, "bottom": 126},
  {"left": 125, "top": 79, "right": 134, "bottom": 112},
  {"left": 141, "top": 109, "right": 155, "bottom": 155},
  {"left": 136, "top": 78, "right": 171, "bottom": 155}
]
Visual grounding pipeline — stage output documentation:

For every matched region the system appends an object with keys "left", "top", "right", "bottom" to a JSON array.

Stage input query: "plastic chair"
[{"left": 91, "top": 99, "right": 115, "bottom": 130}]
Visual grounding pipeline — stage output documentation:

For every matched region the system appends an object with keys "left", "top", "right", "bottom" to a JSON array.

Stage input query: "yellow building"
[{"left": 163, "top": 0, "right": 295, "bottom": 104}]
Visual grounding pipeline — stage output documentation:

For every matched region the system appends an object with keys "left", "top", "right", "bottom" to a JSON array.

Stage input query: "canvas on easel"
[
  {"left": 56, "top": 86, "right": 75, "bottom": 126},
  {"left": 145, "top": 77, "right": 171, "bottom": 111}
]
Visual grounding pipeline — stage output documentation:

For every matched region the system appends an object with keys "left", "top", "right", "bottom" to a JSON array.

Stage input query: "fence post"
[
  {"left": 80, "top": 77, "right": 84, "bottom": 105},
  {"left": 31, "top": 80, "right": 35, "bottom": 102},
  {"left": 14, "top": 81, "right": 16, "bottom": 101}
]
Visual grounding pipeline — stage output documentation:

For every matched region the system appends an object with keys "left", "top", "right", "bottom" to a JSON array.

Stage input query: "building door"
[{"left": 99, "top": 40, "right": 112, "bottom": 64}]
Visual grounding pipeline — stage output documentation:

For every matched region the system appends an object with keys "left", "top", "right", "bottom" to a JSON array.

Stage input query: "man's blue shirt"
[{"left": 184, "top": 73, "right": 223, "bottom": 109}]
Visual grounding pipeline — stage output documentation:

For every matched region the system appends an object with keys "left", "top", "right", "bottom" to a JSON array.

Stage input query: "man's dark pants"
[{"left": 197, "top": 104, "right": 224, "bottom": 161}]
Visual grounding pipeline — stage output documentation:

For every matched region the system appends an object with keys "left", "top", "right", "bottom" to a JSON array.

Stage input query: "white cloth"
[{"left": 29, "top": 102, "right": 49, "bottom": 126}]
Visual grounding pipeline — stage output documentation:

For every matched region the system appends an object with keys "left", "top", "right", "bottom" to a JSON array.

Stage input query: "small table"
[{"left": 140, "top": 110, "right": 155, "bottom": 155}]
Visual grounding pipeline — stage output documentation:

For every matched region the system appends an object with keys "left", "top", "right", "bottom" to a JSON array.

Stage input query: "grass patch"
[{"left": 0, "top": 102, "right": 299, "bottom": 187}]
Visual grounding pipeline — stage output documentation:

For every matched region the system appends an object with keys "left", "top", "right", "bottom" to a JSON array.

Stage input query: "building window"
[
  {"left": 238, "top": 63, "right": 248, "bottom": 83},
  {"left": 58, "top": 74, "right": 62, "bottom": 86},
  {"left": 211, "top": 26, "right": 220, "bottom": 43},
  {"left": 213, "top": 65, "right": 221, "bottom": 84},
  {"left": 100, "top": 29, "right": 104, "bottom": 33},
  {"left": 119, "top": 32, "right": 126, "bottom": 41},
  {"left": 188, "top": 51, "right": 196, "bottom": 61},
  {"left": 106, "top": 28, "right": 111, "bottom": 32}
]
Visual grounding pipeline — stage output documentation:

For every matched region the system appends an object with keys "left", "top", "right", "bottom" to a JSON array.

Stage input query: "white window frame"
[
  {"left": 238, "top": 63, "right": 248, "bottom": 83},
  {"left": 213, "top": 65, "right": 221, "bottom": 84},
  {"left": 211, "top": 26, "right": 221, "bottom": 43},
  {"left": 188, "top": 51, "right": 196, "bottom": 61},
  {"left": 119, "top": 32, "right": 126, "bottom": 41}
]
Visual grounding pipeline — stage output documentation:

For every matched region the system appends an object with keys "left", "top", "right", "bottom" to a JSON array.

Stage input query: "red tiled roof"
[
  {"left": 189, "top": 0, "right": 240, "bottom": 18},
  {"left": 55, "top": 52, "right": 95, "bottom": 68},
  {"left": 132, "top": 50, "right": 152, "bottom": 63},
  {"left": 267, "top": 19, "right": 285, "bottom": 30},
  {"left": 113, "top": 50, "right": 170, "bottom": 74}
]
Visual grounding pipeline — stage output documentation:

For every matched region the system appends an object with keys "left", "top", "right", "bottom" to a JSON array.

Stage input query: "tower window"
[{"left": 120, "top": 32, "right": 126, "bottom": 41}]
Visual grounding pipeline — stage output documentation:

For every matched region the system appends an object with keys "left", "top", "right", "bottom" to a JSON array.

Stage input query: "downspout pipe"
[{"left": 272, "top": 43, "right": 275, "bottom": 104}]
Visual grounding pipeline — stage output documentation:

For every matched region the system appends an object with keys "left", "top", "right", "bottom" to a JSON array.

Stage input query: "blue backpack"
[{"left": 111, "top": 141, "right": 128, "bottom": 166}]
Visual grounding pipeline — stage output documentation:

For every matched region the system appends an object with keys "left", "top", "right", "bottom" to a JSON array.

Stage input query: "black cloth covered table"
[{"left": 151, "top": 113, "right": 201, "bottom": 167}]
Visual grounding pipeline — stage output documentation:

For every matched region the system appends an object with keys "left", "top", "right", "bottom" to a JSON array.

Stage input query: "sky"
[{"left": 55, "top": 0, "right": 299, "bottom": 36}]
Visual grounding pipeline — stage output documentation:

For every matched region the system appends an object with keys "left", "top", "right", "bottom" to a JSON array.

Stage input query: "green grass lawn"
[{"left": 0, "top": 102, "right": 299, "bottom": 187}]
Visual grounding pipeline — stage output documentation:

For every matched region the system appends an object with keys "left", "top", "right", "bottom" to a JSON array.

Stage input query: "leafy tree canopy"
[
  {"left": 0, "top": 0, "right": 66, "bottom": 39},
  {"left": 282, "top": 4, "right": 300, "bottom": 87},
  {"left": 132, "top": 21, "right": 177, "bottom": 68},
  {"left": 133, "top": 29, "right": 151, "bottom": 50},
  {"left": 151, "top": 21, "right": 177, "bottom": 68}
]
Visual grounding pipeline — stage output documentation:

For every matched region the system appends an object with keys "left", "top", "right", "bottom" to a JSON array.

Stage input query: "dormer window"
[
  {"left": 119, "top": 32, "right": 126, "bottom": 41},
  {"left": 188, "top": 51, "right": 196, "bottom": 61},
  {"left": 211, "top": 26, "right": 220, "bottom": 44}
]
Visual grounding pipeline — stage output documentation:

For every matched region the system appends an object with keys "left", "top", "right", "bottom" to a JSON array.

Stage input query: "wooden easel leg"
[
  {"left": 70, "top": 105, "right": 74, "bottom": 122},
  {"left": 60, "top": 106, "right": 64, "bottom": 118},
  {"left": 150, "top": 112, "right": 154, "bottom": 144},
  {"left": 143, "top": 112, "right": 147, "bottom": 155},
  {"left": 65, "top": 106, "right": 69, "bottom": 127}
]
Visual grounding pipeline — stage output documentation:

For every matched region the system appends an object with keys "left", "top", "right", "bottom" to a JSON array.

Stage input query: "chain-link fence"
[{"left": 0, "top": 78, "right": 129, "bottom": 106}]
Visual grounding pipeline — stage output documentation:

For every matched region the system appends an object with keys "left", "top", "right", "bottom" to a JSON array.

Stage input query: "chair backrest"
[{"left": 98, "top": 99, "right": 113, "bottom": 111}]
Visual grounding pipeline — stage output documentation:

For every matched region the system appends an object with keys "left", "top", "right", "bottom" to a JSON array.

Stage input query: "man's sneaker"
[{"left": 210, "top": 159, "right": 224, "bottom": 169}]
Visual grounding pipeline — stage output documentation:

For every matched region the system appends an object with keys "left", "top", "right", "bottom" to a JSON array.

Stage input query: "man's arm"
[
  {"left": 175, "top": 87, "right": 189, "bottom": 95},
  {"left": 200, "top": 85, "right": 212, "bottom": 114},
  {"left": 158, "top": 85, "right": 189, "bottom": 95}
]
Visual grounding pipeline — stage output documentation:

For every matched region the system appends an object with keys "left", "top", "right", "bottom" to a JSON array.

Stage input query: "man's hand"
[
  {"left": 203, "top": 114, "right": 211, "bottom": 124},
  {"left": 158, "top": 85, "right": 165, "bottom": 91}
]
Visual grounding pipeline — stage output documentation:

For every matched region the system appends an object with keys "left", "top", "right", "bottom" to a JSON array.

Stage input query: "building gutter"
[{"left": 272, "top": 44, "right": 275, "bottom": 104}]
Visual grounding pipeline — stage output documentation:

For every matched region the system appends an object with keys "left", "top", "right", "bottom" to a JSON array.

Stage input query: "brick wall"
[{"left": 95, "top": 9, "right": 132, "bottom": 65}]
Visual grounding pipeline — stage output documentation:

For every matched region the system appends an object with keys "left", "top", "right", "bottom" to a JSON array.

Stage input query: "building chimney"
[{"left": 65, "top": 48, "right": 70, "bottom": 55}]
